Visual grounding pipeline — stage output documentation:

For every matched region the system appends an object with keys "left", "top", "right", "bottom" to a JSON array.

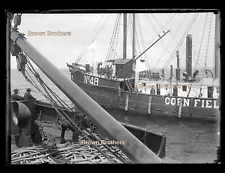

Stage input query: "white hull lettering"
[
  {"left": 194, "top": 99, "right": 200, "bottom": 107},
  {"left": 165, "top": 97, "right": 170, "bottom": 105},
  {"left": 201, "top": 99, "right": 205, "bottom": 108},
  {"left": 164, "top": 97, "right": 218, "bottom": 109},
  {"left": 84, "top": 75, "right": 90, "bottom": 84},
  {"left": 84, "top": 75, "right": 99, "bottom": 86},
  {"left": 205, "top": 100, "right": 212, "bottom": 108},
  {"left": 214, "top": 100, "right": 219, "bottom": 109},
  {"left": 171, "top": 98, "right": 176, "bottom": 105},
  {"left": 177, "top": 98, "right": 182, "bottom": 106},
  {"left": 183, "top": 98, "right": 190, "bottom": 107}
]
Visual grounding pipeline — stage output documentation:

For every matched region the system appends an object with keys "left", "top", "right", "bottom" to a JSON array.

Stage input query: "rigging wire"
[
  {"left": 153, "top": 13, "right": 206, "bottom": 71},
  {"left": 129, "top": 14, "right": 133, "bottom": 50},
  {"left": 76, "top": 14, "right": 110, "bottom": 64},
  {"left": 136, "top": 15, "right": 150, "bottom": 70},
  {"left": 106, "top": 14, "right": 121, "bottom": 62},
  {"left": 152, "top": 13, "right": 206, "bottom": 76},
  {"left": 11, "top": 13, "right": 129, "bottom": 163},
  {"left": 25, "top": 58, "right": 75, "bottom": 112},
  {"left": 144, "top": 13, "right": 177, "bottom": 45},
  {"left": 145, "top": 14, "right": 175, "bottom": 70},
  {"left": 163, "top": 13, "right": 199, "bottom": 71},
  {"left": 19, "top": 57, "right": 127, "bottom": 163},
  {"left": 204, "top": 14, "right": 213, "bottom": 69},
  {"left": 140, "top": 13, "right": 176, "bottom": 61},
  {"left": 113, "top": 14, "right": 121, "bottom": 61},
  {"left": 187, "top": 13, "right": 214, "bottom": 97},
  {"left": 151, "top": 13, "right": 189, "bottom": 72},
  {"left": 18, "top": 53, "right": 129, "bottom": 163},
  {"left": 194, "top": 13, "right": 209, "bottom": 74}
]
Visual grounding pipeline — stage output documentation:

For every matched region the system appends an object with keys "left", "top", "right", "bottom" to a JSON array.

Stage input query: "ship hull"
[{"left": 70, "top": 70, "right": 219, "bottom": 122}]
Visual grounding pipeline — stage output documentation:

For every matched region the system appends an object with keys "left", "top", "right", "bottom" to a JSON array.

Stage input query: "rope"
[
  {"left": 195, "top": 13, "right": 209, "bottom": 73},
  {"left": 11, "top": 14, "right": 128, "bottom": 163},
  {"left": 136, "top": 15, "right": 150, "bottom": 70},
  {"left": 25, "top": 57, "right": 75, "bottom": 112},
  {"left": 204, "top": 14, "right": 213, "bottom": 69},
  {"left": 148, "top": 14, "right": 171, "bottom": 56},
  {"left": 113, "top": 14, "right": 121, "bottom": 61},
  {"left": 187, "top": 13, "right": 214, "bottom": 97},
  {"left": 196, "top": 13, "right": 214, "bottom": 97},
  {"left": 106, "top": 14, "right": 121, "bottom": 62},
  {"left": 193, "top": 13, "right": 209, "bottom": 97},
  {"left": 19, "top": 55, "right": 128, "bottom": 163},
  {"left": 76, "top": 14, "right": 110, "bottom": 64},
  {"left": 144, "top": 13, "right": 177, "bottom": 47},
  {"left": 21, "top": 61, "right": 123, "bottom": 163},
  {"left": 151, "top": 13, "right": 188, "bottom": 72},
  {"left": 151, "top": 13, "right": 204, "bottom": 71},
  {"left": 163, "top": 13, "right": 199, "bottom": 71}
]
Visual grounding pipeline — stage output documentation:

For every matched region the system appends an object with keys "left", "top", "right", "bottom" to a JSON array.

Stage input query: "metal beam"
[{"left": 10, "top": 30, "right": 163, "bottom": 163}]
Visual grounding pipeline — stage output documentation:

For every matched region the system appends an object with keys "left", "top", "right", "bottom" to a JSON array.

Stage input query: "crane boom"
[{"left": 10, "top": 29, "right": 163, "bottom": 163}]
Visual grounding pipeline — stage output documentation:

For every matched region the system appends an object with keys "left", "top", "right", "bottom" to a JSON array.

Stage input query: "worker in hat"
[
  {"left": 24, "top": 88, "right": 37, "bottom": 125},
  {"left": 11, "top": 89, "right": 24, "bottom": 101},
  {"left": 24, "top": 88, "right": 36, "bottom": 102},
  {"left": 60, "top": 113, "right": 90, "bottom": 144}
]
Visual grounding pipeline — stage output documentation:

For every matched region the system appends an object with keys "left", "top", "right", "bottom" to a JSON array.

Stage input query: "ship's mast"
[
  {"left": 132, "top": 14, "right": 136, "bottom": 59},
  {"left": 133, "top": 13, "right": 138, "bottom": 92},
  {"left": 123, "top": 13, "right": 127, "bottom": 60},
  {"left": 214, "top": 12, "right": 220, "bottom": 79}
]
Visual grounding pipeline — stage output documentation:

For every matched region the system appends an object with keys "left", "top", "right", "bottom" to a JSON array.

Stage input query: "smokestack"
[
  {"left": 170, "top": 65, "right": 173, "bottom": 80},
  {"left": 186, "top": 34, "right": 192, "bottom": 77},
  {"left": 176, "top": 50, "right": 180, "bottom": 81}
]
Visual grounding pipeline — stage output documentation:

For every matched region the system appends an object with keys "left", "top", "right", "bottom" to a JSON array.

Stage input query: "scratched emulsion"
[{"left": 10, "top": 69, "right": 220, "bottom": 163}]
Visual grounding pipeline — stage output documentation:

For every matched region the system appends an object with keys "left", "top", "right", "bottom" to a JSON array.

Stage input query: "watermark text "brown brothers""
[
  {"left": 28, "top": 31, "right": 71, "bottom": 36},
  {"left": 81, "top": 140, "right": 125, "bottom": 145}
]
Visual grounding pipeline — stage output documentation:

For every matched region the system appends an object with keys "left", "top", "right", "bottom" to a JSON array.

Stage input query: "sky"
[{"left": 10, "top": 12, "right": 217, "bottom": 73}]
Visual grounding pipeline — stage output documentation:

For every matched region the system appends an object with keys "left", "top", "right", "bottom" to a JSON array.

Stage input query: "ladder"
[{"left": 125, "top": 79, "right": 133, "bottom": 92}]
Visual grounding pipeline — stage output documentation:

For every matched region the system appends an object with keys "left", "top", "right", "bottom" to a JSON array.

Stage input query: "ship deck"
[{"left": 10, "top": 122, "right": 179, "bottom": 164}]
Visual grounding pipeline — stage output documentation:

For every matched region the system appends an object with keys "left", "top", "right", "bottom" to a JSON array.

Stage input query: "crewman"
[
  {"left": 24, "top": 88, "right": 37, "bottom": 121},
  {"left": 60, "top": 113, "right": 90, "bottom": 144},
  {"left": 77, "top": 114, "right": 89, "bottom": 130},
  {"left": 11, "top": 89, "right": 24, "bottom": 101},
  {"left": 173, "top": 85, "right": 178, "bottom": 97},
  {"left": 24, "top": 88, "right": 36, "bottom": 102},
  {"left": 150, "top": 86, "right": 156, "bottom": 95},
  {"left": 157, "top": 85, "right": 161, "bottom": 95}
]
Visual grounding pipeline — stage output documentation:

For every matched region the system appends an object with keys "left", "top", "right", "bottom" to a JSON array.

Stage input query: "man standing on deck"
[
  {"left": 11, "top": 89, "right": 24, "bottom": 101},
  {"left": 24, "top": 88, "right": 37, "bottom": 121},
  {"left": 24, "top": 88, "right": 36, "bottom": 102},
  {"left": 150, "top": 86, "right": 156, "bottom": 95}
]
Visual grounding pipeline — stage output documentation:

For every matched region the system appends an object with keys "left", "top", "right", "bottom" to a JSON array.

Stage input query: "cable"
[
  {"left": 194, "top": 13, "right": 209, "bottom": 75},
  {"left": 76, "top": 14, "right": 110, "bottom": 64},
  {"left": 136, "top": 15, "right": 150, "bottom": 70},
  {"left": 163, "top": 13, "right": 199, "bottom": 71},
  {"left": 106, "top": 14, "right": 120, "bottom": 61},
  {"left": 187, "top": 13, "right": 214, "bottom": 97},
  {"left": 151, "top": 13, "right": 188, "bottom": 71},
  {"left": 18, "top": 52, "right": 128, "bottom": 163}
]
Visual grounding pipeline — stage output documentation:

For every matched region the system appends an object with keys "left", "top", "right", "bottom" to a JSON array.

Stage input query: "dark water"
[
  {"left": 112, "top": 113, "right": 219, "bottom": 163},
  {"left": 10, "top": 69, "right": 220, "bottom": 163}
]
